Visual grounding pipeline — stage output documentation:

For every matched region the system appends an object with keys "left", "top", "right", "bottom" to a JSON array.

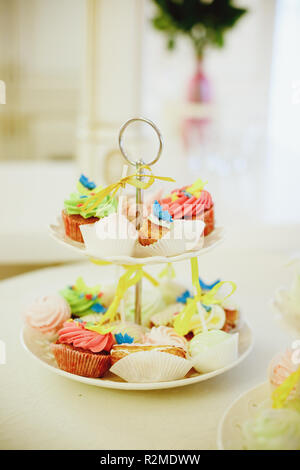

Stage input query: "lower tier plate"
[{"left": 21, "top": 320, "right": 254, "bottom": 391}]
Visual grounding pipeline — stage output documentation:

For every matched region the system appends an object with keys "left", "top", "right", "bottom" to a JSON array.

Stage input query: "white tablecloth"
[{"left": 0, "top": 225, "right": 296, "bottom": 450}]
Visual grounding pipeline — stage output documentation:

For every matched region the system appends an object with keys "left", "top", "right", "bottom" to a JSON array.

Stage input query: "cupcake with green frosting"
[
  {"left": 62, "top": 174, "right": 117, "bottom": 243},
  {"left": 59, "top": 277, "right": 107, "bottom": 318}
]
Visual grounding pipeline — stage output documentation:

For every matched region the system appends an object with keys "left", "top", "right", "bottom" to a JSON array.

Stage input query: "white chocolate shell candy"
[
  {"left": 150, "top": 303, "right": 182, "bottom": 327},
  {"left": 135, "top": 219, "right": 205, "bottom": 257},
  {"left": 189, "top": 330, "right": 239, "bottom": 373},
  {"left": 110, "top": 351, "right": 192, "bottom": 383},
  {"left": 24, "top": 294, "right": 71, "bottom": 337},
  {"left": 80, "top": 213, "right": 137, "bottom": 257},
  {"left": 142, "top": 326, "right": 188, "bottom": 351},
  {"left": 268, "top": 349, "right": 300, "bottom": 397}
]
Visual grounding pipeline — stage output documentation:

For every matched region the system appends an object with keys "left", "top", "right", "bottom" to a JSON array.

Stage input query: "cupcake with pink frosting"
[
  {"left": 269, "top": 349, "right": 300, "bottom": 398},
  {"left": 24, "top": 294, "right": 71, "bottom": 340},
  {"left": 142, "top": 326, "right": 188, "bottom": 351},
  {"left": 51, "top": 320, "right": 114, "bottom": 378}
]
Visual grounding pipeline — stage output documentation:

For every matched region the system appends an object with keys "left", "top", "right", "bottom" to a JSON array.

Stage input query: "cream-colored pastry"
[
  {"left": 142, "top": 326, "right": 188, "bottom": 351},
  {"left": 110, "top": 343, "right": 186, "bottom": 365}
]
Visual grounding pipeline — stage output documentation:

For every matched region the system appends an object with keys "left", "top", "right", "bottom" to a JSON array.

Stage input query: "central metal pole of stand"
[
  {"left": 134, "top": 161, "right": 143, "bottom": 325},
  {"left": 118, "top": 117, "right": 163, "bottom": 326}
]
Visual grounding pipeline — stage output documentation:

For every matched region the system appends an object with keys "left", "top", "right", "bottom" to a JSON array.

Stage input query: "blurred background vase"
[{"left": 182, "top": 57, "right": 212, "bottom": 149}]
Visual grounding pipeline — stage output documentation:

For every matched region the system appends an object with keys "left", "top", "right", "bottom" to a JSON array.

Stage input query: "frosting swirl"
[
  {"left": 24, "top": 295, "right": 71, "bottom": 335},
  {"left": 64, "top": 179, "right": 117, "bottom": 219},
  {"left": 58, "top": 320, "right": 114, "bottom": 353},
  {"left": 59, "top": 277, "right": 106, "bottom": 317},
  {"left": 142, "top": 326, "right": 187, "bottom": 351}
]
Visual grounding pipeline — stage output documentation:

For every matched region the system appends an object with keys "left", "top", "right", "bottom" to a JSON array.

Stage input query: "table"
[{"left": 0, "top": 224, "right": 297, "bottom": 450}]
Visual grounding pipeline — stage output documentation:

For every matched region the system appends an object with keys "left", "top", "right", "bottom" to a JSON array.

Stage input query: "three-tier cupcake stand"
[{"left": 22, "top": 117, "right": 254, "bottom": 390}]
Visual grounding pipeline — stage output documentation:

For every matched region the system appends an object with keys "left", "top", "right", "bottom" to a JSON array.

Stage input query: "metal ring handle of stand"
[
  {"left": 119, "top": 117, "right": 163, "bottom": 167},
  {"left": 118, "top": 117, "right": 163, "bottom": 325}
]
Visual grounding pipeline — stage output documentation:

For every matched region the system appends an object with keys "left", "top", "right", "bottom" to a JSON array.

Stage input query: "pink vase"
[{"left": 183, "top": 60, "right": 212, "bottom": 149}]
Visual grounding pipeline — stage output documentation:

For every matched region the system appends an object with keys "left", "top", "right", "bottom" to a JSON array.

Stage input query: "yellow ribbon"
[
  {"left": 81, "top": 165, "right": 175, "bottom": 215},
  {"left": 90, "top": 258, "right": 159, "bottom": 287},
  {"left": 272, "top": 368, "right": 300, "bottom": 409},
  {"left": 86, "top": 262, "right": 159, "bottom": 333},
  {"left": 158, "top": 263, "right": 176, "bottom": 280},
  {"left": 174, "top": 257, "right": 236, "bottom": 336}
]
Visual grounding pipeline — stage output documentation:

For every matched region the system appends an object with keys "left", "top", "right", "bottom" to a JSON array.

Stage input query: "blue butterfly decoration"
[
  {"left": 198, "top": 277, "right": 221, "bottom": 291},
  {"left": 115, "top": 333, "right": 134, "bottom": 344},
  {"left": 79, "top": 174, "right": 96, "bottom": 190},
  {"left": 153, "top": 200, "right": 173, "bottom": 223},
  {"left": 201, "top": 303, "right": 212, "bottom": 312},
  {"left": 176, "top": 290, "right": 193, "bottom": 304},
  {"left": 91, "top": 303, "right": 107, "bottom": 313}
]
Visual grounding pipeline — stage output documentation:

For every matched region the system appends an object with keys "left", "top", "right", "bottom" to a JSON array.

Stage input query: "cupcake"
[
  {"left": 188, "top": 330, "right": 239, "bottom": 373},
  {"left": 62, "top": 174, "right": 117, "bottom": 243},
  {"left": 110, "top": 343, "right": 191, "bottom": 383},
  {"left": 137, "top": 201, "right": 205, "bottom": 257},
  {"left": 142, "top": 326, "right": 188, "bottom": 351},
  {"left": 51, "top": 320, "right": 114, "bottom": 378},
  {"left": 242, "top": 407, "right": 300, "bottom": 450},
  {"left": 138, "top": 200, "right": 172, "bottom": 246},
  {"left": 59, "top": 277, "right": 107, "bottom": 318},
  {"left": 80, "top": 212, "right": 137, "bottom": 257},
  {"left": 24, "top": 294, "right": 71, "bottom": 340},
  {"left": 159, "top": 178, "right": 214, "bottom": 236},
  {"left": 269, "top": 349, "right": 300, "bottom": 398}
]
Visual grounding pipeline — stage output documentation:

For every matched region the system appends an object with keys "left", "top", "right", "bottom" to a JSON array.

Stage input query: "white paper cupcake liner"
[
  {"left": 110, "top": 351, "right": 192, "bottom": 383},
  {"left": 80, "top": 224, "right": 136, "bottom": 257},
  {"left": 135, "top": 220, "right": 205, "bottom": 257},
  {"left": 191, "top": 333, "right": 239, "bottom": 374}
]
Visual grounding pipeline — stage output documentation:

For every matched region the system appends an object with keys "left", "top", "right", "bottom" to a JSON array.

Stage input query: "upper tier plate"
[{"left": 49, "top": 218, "right": 224, "bottom": 266}]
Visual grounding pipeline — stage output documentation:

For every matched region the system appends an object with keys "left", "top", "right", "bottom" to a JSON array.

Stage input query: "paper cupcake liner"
[
  {"left": 51, "top": 343, "right": 111, "bottom": 378},
  {"left": 80, "top": 223, "right": 136, "bottom": 257},
  {"left": 110, "top": 351, "right": 192, "bottom": 383},
  {"left": 135, "top": 220, "right": 205, "bottom": 257},
  {"left": 191, "top": 333, "right": 239, "bottom": 374}
]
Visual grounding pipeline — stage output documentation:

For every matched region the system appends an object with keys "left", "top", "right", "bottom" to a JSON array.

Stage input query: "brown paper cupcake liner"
[{"left": 51, "top": 343, "right": 111, "bottom": 378}]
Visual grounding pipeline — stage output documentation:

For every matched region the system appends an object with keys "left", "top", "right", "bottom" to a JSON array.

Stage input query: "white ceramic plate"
[
  {"left": 217, "top": 382, "right": 269, "bottom": 450},
  {"left": 49, "top": 218, "right": 224, "bottom": 266},
  {"left": 21, "top": 320, "right": 254, "bottom": 391}
]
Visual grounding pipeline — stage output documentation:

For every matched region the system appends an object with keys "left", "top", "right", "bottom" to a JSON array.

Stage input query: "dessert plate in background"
[
  {"left": 49, "top": 217, "right": 224, "bottom": 266},
  {"left": 217, "top": 382, "right": 269, "bottom": 450},
  {"left": 21, "top": 320, "right": 254, "bottom": 391}
]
